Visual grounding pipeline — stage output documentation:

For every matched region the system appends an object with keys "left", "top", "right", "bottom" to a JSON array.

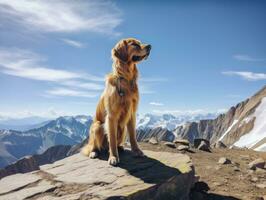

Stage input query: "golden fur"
[{"left": 82, "top": 38, "right": 151, "bottom": 166}]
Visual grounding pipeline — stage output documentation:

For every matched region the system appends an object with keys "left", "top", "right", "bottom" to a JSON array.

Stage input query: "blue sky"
[{"left": 0, "top": 0, "right": 265, "bottom": 119}]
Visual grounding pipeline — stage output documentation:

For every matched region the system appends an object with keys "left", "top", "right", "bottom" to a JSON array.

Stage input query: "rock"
[
  {"left": 192, "top": 181, "right": 210, "bottom": 192},
  {"left": 177, "top": 145, "right": 190, "bottom": 151},
  {"left": 0, "top": 173, "right": 41, "bottom": 194},
  {"left": 198, "top": 141, "right": 211, "bottom": 152},
  {"left": 256, "top": 183, "right": 266, "bottom": 189},
  {"left": 149, "top": 137, "right": 158, "bottom": 145},
  {"left": 218, "top": 157, "right": 232, "bottom": 165},
  {"left": 142, "top": 138, "right": 150, "bottom": 143},
  {"left": 213, "top": 141, "right": 227, "bottom": 148},
  {"left": 248, "top": 158, "right": 265, "bottom": 170},
  {"left": 233, "top": 166, "right": 240, "bottom": 172},
  {"left": 164, "top": 142, "right": 176, "bottom": 148},
  {"left": 0, "top": 150, "right": 195, "bottom": 200},
  {"left": 251, "top": 177, "right": 259, "bottom": 182},
  {"left": 194, "top": 139, "right": 210, "bottom": 148},
  {"left": 255, "top": 197, "right": 265, "bottom": 200},
  {"left": 174, "top": 139, "right": 190, "bottom": 146}
]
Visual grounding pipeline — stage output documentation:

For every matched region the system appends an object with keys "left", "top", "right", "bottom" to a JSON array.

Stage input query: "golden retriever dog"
[{"left": 82, "top": 38, "right": 151, "bottom": 166}]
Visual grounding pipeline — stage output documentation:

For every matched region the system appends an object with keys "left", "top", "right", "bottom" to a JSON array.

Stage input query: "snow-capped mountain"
[
  {"left": 173, "top": 85, "right": 266, "bottom": 152},
  {"left": 0, "top": 115, "right": 92, "bottom": 168},
  {"left": 137, "top": 113, "right": 219, "bottom": 131}
]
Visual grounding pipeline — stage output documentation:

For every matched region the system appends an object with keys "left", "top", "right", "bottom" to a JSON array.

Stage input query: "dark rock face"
[
  {"left": 0, "top": 145, "right": 71, "bottom": 179},
  {"left": 198, "top": 141, "right": 211, "bottom": 152},
  {"left": 194, "top": 139, "right": 210, "bottom": 148},
  {"left": 248, "top": 158, "right": 265, "bottom": 170},
  {"left": 213, "top": 141, "right": 227, "bottom": 149},
  {"left": 137, "top": 127, "right": 175, "bottom": 142}
]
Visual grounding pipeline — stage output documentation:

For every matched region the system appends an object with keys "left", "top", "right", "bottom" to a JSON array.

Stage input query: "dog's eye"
[{"left": 131, "top": 43, "right": 141, "bottom": 49}]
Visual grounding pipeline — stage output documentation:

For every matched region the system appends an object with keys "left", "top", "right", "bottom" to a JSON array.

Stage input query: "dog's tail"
[
  {"left": 81, "top": 120, "right": 106, "bottom": 156},
  {"left": 81, "top": 143, "right": 93, "bottom": 156}
]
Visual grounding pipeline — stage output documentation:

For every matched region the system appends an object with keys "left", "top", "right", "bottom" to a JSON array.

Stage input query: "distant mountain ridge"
[
  {"left": 137, "top": 112, "right": 219, "bottom": 131},
  {"left": 0, "top": 115, "right": 92, "bottom": 168}
]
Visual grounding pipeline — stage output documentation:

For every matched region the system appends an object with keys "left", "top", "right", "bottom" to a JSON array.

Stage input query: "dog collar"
[{"left": 116, "top": 76, "right": 135, "bottom": 97}]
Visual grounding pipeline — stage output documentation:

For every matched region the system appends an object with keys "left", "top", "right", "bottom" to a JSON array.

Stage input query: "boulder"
[
  {"left": 193, "top": 139, "right": 210, "bottom": 148},
  {"left": 218, "top": 157, "right": 231, "bottom": 165},
  {"left": 149, "top": 137, "right": 158, "bottom": 145},
  {"left": 198, "top": 141, "right": 211, "bottom": 152},
  {"left": 249, "top": 158, "right": 265, "bottom": 170},
  {"left": 164, "top": 142, "right": 176, "bottom": 148},
  {"left": 177, "top": 145, "right": 190, "bottom": 151},
  {"left": 174, "top": 139, "right": 190, "bottom": 146},
  {"left": 213, "top": 141, "right": 227, "bottom": 149},
  {"left": 0, "top": 150, "right": 196, "bottom": 200}
]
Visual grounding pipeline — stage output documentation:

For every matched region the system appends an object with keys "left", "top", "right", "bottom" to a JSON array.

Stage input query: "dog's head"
[{"left": 112, "top": 38, "right": 151, "bottom": 63}]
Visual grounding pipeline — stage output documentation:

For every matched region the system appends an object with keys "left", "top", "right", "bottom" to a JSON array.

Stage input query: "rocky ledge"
[{"left": 0, "top": 150, "right": 195, "bottom": 200}]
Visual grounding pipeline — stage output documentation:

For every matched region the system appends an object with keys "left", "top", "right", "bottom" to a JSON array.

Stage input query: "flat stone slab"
[
  {"left": 0, "top": 173, "right": 40, "bottom": 194},
  {"left": 0, "top": 150, "right": 195, "bottom": 200},
  {"left": 1, "top": 180, "right": 56, "bottom": 200}
]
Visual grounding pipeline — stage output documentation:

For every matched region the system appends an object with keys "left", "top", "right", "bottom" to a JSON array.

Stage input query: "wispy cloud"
[
  {"left": 45, "top": 88, "right": 98, "bottom": 98},
  {"left": 62, "top": 38, "right": 85, "bottom": 48},
  {"left": 139, "top": 77, "right": 168, "bottom": 82},
  {"left": 233, "top": 54, "right": 265, "bottom": 62},
  {"left": 0, "top": 0, "right": 122, "bottom": 35},
  {"left": 222, "top": 71, "right": 266, "bottom": 81},
  {"left": 0, "top": 48, "right": 104, "bottom": 97},
  {"left": 0, "top": 108, "right": 74, "bottom": 119},
  {"left": 150, "top": 102, "right": 164, "bottom": 106}
]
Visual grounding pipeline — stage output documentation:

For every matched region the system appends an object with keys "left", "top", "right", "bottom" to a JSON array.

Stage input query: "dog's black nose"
[{"left": 146, "top": 44, "right": 152, "bottom": 51}]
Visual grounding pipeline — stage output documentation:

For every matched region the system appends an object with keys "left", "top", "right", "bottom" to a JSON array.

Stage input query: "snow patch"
[
  {"left": 234, "top": 97, "right": 266, "bottom": 149},
  {"left": 218, "top": 119, "right": 239, "bottom": 141},
  {"left": 239, "top": 116, "right": 254, "bottom": 127},
  {"left": 254, "top": 143, "right": 266, "bottom": 152}
]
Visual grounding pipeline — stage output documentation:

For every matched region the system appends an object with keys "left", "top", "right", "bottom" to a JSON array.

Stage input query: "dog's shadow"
[{"left": 97, "top": 149, "right": 182, "bottom": 184}]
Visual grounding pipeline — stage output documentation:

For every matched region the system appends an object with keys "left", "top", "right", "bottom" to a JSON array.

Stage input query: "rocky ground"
[
  {"left": 0, "top": 149, "right": 195, "bottom": 200},
  {"left": 138, "top": 142, "right": 266, "bottom": 200}
]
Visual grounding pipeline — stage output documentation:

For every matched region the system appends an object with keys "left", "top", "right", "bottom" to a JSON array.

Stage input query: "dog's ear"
[{"left": 112, "top": 40, "right": 128, "bottom": 63}]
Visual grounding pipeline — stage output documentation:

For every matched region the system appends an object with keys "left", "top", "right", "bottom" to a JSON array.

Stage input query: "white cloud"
[
  {"left": 222, "top": 71, "right": 266, "bottom": 81},
  {"left": 0, "top": 48, "right": 104, "bottom": 97},
  {"left": 150, "top": 102, "right": 164, "bottom": 106},
  {"left": 62, "top": 38, "right": 85, "bottom": 48},
  {"left": 233, "top": 54, "right": 265, "bottom": 62},
  {"left": 45, "top": 88, "right": 98, "bottom": 98},
  {"left": 139, "top": 85, "right": 155, "bottom": 94},
  {"left": 0, "top": 107, "right": 72, "bottom": 119},
  {"left": 0, "top": 0, "right": 122, "bottom": 35},
  {"left": 61, "top": 81, "right": 104, "bottom": 90},
  {"left": 139, "top": 77, "right": 168, "bottom": 82}
]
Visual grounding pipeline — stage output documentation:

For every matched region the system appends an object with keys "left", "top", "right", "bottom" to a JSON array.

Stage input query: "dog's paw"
[
  {"left": 132, "top": 148, "right": 145, "bottom": 157},
  {"left": 108, "top": 156, "right": 119, "bottom": 166},
  {"left": 89, "top": 151, "right": 98, "bottom": 159}
]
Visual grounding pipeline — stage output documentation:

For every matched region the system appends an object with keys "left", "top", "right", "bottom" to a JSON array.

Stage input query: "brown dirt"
[{"left": 137, "top": 142, "right": 266, "bottom": 200}]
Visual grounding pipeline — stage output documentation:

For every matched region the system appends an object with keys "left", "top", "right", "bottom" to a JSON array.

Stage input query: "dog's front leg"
[
  {"left": 106, "top": 115, "right": 119, "bottom": 166},
  {"left": 127, "top": 114, "right": 144, "bottom": 157}
]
